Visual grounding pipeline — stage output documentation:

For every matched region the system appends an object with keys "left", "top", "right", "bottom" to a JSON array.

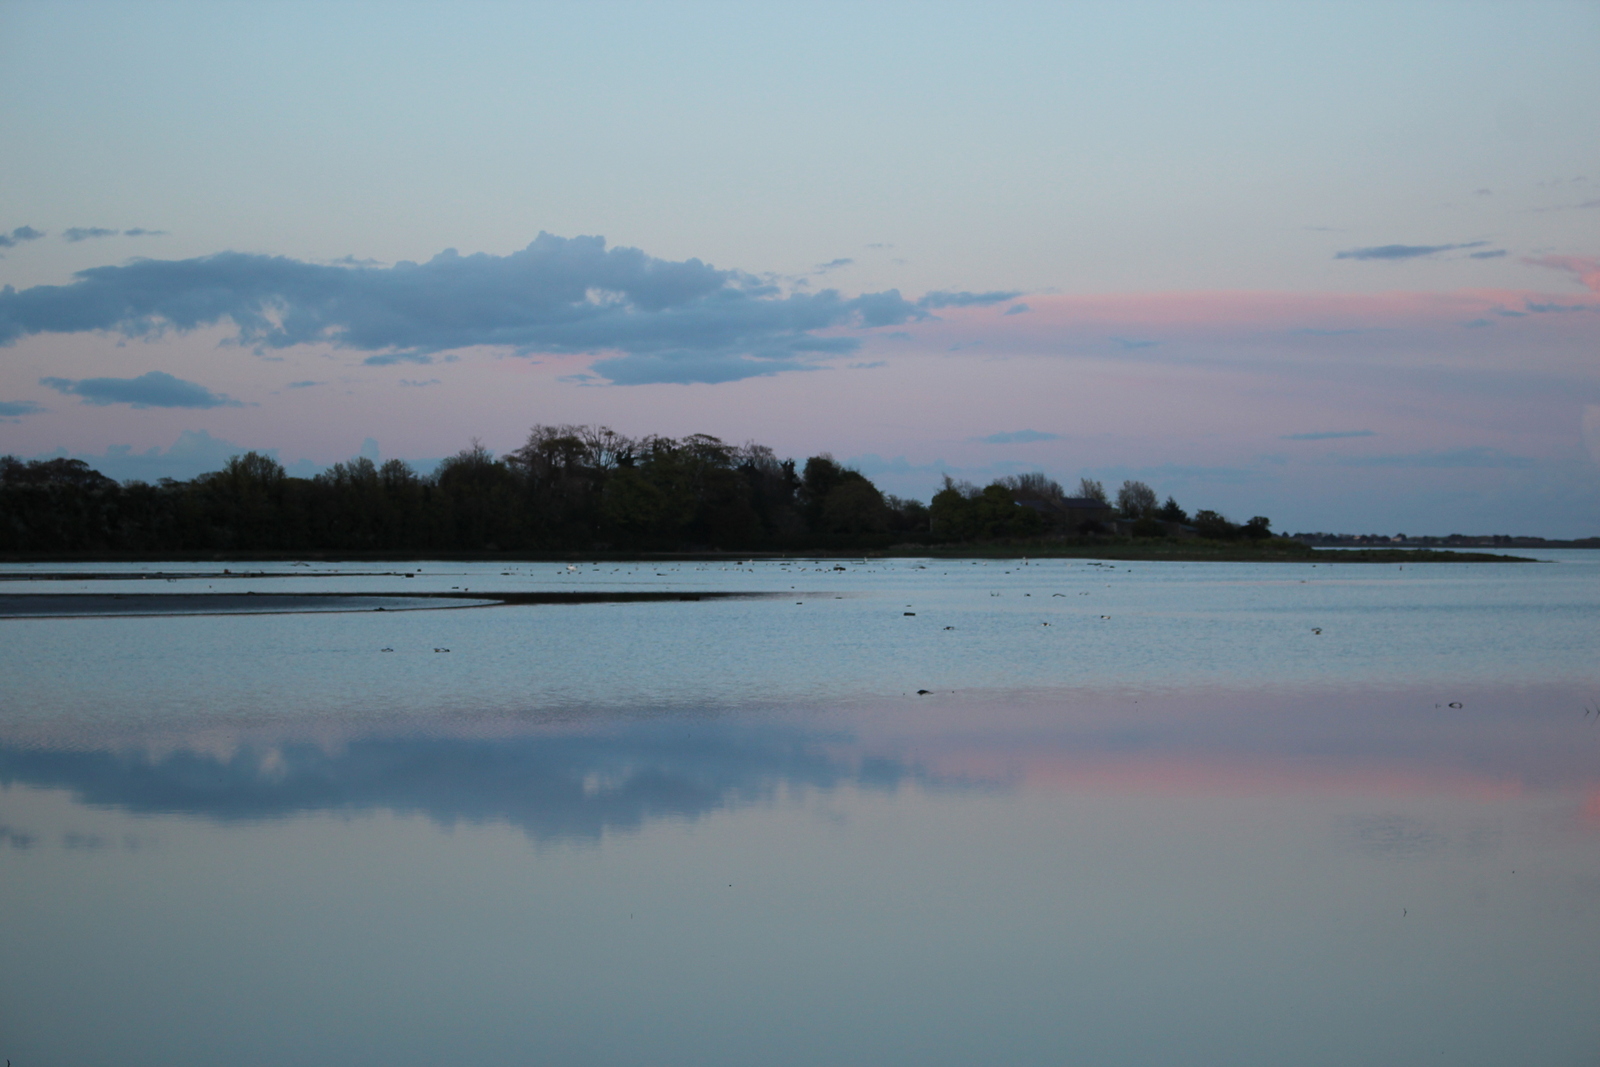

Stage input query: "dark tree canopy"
[
  {"left": 1116, "top": 480, "right": 1157, "bottom": 519},
  {"left": 1157, "top": 496, "right": 1189, "bottom": 524},
  {"left": 0, "top": 437, "right": 1267, "bottom": 554}
]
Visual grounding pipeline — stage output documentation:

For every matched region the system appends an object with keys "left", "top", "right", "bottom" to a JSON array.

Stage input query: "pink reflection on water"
[
  {"left": 923, "top": 751, "right": 1529, "bottom": 803},
  {"left": 851, "top": 682, "right": 1600, "bottom": 809}
]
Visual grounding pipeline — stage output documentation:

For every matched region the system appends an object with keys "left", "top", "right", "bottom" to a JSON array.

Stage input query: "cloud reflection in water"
[
  {"left": 6, "top": 683, "right": 1600, "bottom": 843},
  {"left": 0, "top": 723, "right": 946, "bottom": 842}
]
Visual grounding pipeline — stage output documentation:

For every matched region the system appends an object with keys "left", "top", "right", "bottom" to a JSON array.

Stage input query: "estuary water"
[{"left": 2, "top": 553, "right": 1598, "bottom": 1066}]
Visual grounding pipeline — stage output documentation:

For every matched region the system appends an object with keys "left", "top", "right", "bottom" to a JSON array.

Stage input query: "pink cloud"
[
  {"left": 924, "top": 287, "right": 1583, "bottom": 333},
  {"left": 1522, "top": 254, "right": 1600, "bottom": 293},
  {"left": 877, "top": 288, "right": 1599, "bottom": 368}
]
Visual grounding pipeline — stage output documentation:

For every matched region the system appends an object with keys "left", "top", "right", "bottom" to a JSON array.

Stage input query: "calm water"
[{"left": 3, "top": 553, "right": 1598, "bottom": 1066}]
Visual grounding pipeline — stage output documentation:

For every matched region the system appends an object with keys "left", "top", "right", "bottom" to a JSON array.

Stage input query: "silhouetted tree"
[
  {"left": 885, "top": 495, "right": 931, "bottom": 537},
  {"left": 798, "top": 455, "right": 847, "bottom": 528},
  {"left": 0, "top": 457, "right": 122, "bottom": 550},
  {"left": 1116, "top": 480, "right": 1157, "bottom": 519},
  {"left": 1242, "top": 516, "right": 1273, "bottom": 541},
  {"left": 192, "top": 452, "right": 300, "bottom": 549},
  {"left": 1157, "top": 496, "right": 1188, "bottom": 524},
  {"left": 1192, "top": 509, "right": 1236, "bottom": 539},
  {"left": 0, "top": 430, "right": 1269, "bottom": 554},
  {"left": 999, "top": 472, "right": 1065, "bottom": 506},
  {"left": 821, "top": 478, "right": 890, "bottom": 538},
  {"left": 737, "top": 445, "right": 803, "bottom": 544},
  {"left": 930, "top": 478, "right": 1043, "bottom": 541},
  {"left": 437, "top": 441, "right": 520, "bottom": 549}
]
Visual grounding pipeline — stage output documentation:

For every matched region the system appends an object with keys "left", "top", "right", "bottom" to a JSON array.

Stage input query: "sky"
[{"left": 1, "top": 0, "right": 1597, "bottom": 536}]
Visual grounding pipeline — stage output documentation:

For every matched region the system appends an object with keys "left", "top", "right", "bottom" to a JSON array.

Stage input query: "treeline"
[
  {"left": 0, "top": 424, "right": 1269, "bottom": 554},
  {"left": 930, "top": 472, "right": 1271, "bottom": 543}
]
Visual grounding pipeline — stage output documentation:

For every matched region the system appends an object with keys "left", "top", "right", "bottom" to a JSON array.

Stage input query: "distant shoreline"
[{"left": 0, "top": 543, "right": 1536, "bottom": 565}]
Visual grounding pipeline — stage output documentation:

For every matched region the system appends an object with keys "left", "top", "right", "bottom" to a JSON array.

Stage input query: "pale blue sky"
[{"left": 2, "top": 1, "right": 1597, "bottom": 533}]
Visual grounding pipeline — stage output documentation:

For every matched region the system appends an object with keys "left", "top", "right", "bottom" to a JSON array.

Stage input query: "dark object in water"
[
  {"left": 904, "top": 612, "right": 916, "bottom": 616},
  {"left": 434, "top": 648, "right": 450, "bottom": 653},
  {"left": 916, "top": 689, "right": 931, "bottom": 695},
  {"left": 1448, "top": 701, "right": 1462, "bottom": 708}
]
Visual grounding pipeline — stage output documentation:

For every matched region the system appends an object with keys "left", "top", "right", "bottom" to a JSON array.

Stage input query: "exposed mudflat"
[{"left": 0, "top": 590, "right": 774, "bottom": 617}]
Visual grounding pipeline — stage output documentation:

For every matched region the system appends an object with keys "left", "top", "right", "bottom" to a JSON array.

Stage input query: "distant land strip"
[
  {"left": 0, "top": 544, "right": 1536, "bottom": 567},
  {"left": 2, "top": 441, "right": 1577, "bottom": 561}
]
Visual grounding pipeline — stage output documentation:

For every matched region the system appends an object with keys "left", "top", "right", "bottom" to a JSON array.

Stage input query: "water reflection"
[
  {"left": 1347, "top": 812, "right": 1450, "bottom": 858},
  {"left": 6, "top": 682, "right": 1597, "bottom": 842},
  {"left": 7, "top": 556, "right": 1600, "bottom": 1066},
  {"left": 0, "top": 722, "right": 939, "bottom": 841},
  {"left": 4, "top": 686, "right": 1599, "bottom": 1067}
]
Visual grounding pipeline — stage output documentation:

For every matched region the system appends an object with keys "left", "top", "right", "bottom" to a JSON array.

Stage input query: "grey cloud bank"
[
  {"left": 0, "top": 226, "right": 46, "bottom": 248},
  {"left": 0, "top": 400, "right": 45, "bottom": 417},
  {"left": 40, "top": 371, "right": 242, "bottom": 409},
  {"left": 1329, "top": 446, "right": 1535, "bottom": 469},
  {"left": 59, "top": 227, "right": 166, "bottom": 242},
  {"left": 1282, "top": 430, "right": 1376, "bottom": 441},
  {"left": 916, "top": 290, "right": 1022, "bottom": 309},
  {"left": 1334, "top": 241, "right": 1488, "bottom": 261},
  {"left": 0, "top": 234, "right": 932, "bottom": 385},
  {"left": 979, "top": 430, "right": 1062, "bottom": 444}
]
